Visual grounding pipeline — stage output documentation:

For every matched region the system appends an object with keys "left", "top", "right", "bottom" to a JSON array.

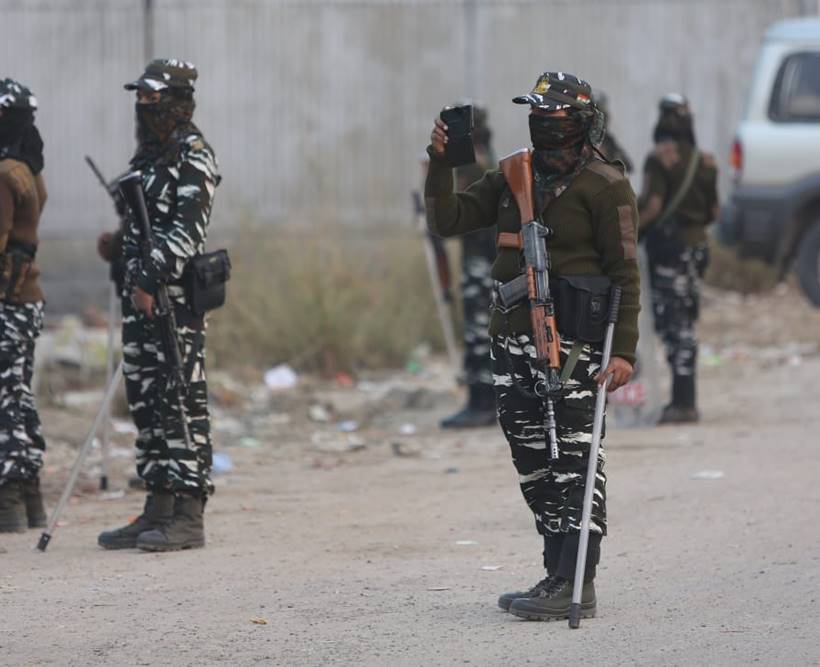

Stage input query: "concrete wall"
[{"left": 1, "top": 0, "right": 817, "bottom": 308}]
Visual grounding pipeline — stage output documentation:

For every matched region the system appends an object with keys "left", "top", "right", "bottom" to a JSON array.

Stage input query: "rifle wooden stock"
[
  {"left": 500, "top": 149, "right": 561, "bottom": 371},
  {"left": 500, "top": 149, "right": 535, "bottom": 223},
  {"left": 527, "top": 268, "right": 561, "bottom": 368},
  {"left": 497, "top": 231, "right": 522, "bottom": 249}
]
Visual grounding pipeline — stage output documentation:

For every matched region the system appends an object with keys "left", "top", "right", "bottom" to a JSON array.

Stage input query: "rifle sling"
[
  {"left": 655, "top": 148, "right": 700, "bottom": 228},
  {"left": 559, "top": 340, "right": 585, "bottom": 383}
]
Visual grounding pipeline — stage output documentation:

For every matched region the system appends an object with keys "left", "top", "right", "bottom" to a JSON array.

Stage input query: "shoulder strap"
[{"left": 655, "top": 148, "right": 700, "bottom": 227}]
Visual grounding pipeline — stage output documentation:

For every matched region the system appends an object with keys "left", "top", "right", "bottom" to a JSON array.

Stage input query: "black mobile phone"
[{"left": 440, "top": 104, "right": 475, "bottom": 167}]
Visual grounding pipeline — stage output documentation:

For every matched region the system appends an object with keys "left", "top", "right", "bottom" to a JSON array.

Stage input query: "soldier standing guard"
[
  {"left": 440, "top": 105, "right": 497, "bottom": 429},
  {"left": 638, "top": 95, "right": 718, "bottom": 424},
  {"left": 98, "top": 59, "right": 219, "bottom": 551},
  {"left": 426, "top": 72, "right": 640, "bottom": 621},
  {"left": 0, "top": 79, "right": 48, "bottom": 533}
]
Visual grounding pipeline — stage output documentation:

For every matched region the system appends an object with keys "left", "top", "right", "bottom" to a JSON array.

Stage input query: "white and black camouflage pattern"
[
  {"left": 649, "top": 241, "right": 708, "bottom": 377},
  {"left": 461, "top": 251, "right": 494, "bottom": 388},
  {"left": 492, "top": 334, "right": 607, "bottom": 537},
  {"left": 122, "top": 132, "right": 219, "bottom": 497},
  {"left": 0, "top": 301, "right": 45, "bottom": 486}
]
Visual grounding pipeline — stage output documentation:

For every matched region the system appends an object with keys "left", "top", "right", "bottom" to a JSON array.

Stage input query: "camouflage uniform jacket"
[
  {"left": 638, "top": 141, "right": 718, "bottom": 245},
  {"left": 123, "top": 132, "right": 219, "bottom": 303},
  {"left": 425, "top": 147, "right": 640, "bottom": 365}
]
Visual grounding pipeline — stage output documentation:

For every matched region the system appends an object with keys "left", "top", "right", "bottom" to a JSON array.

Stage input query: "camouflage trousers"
[
  {"left": 649, "top": 242, "right": 708, "bottom": 377},
  {"left": 492, "top": 334, "right": 606, "bottom": 537},
  {"left": 0, "top": 301, "right": 45, "bottom": 486},
  {"left": 121, "top": 297, "right": 213, "bottom": 497},
  {"left": 461, "top": 254, "right": 494, "bottom": 387}
]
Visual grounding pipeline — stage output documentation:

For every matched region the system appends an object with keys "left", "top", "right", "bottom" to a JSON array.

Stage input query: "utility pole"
[
  {"left": 463, "top": 0, "right": 479, "bottom": 100},
  {"left": 144, "top": 0, "right": 155, "bottom": 61}
]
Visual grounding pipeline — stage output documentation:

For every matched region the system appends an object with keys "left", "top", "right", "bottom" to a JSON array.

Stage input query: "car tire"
[{"left": 796, "top": 222, "right": 820, "bottom": 307}]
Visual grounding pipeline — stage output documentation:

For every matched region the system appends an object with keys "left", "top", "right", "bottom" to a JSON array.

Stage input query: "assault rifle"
[
  {"left": 499, "top": 149, "right": 562, "bottom": 459},
  {"left": 117, "top": 171, "right": 196, "bottom": 453},
  {"left": 85, "top": 156, "right": 122, "bottom": 204}
]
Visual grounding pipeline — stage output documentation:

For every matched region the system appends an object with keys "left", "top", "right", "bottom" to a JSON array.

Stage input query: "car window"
[{"left": 769, "top": 52, "right": 820, "bottom": 122}]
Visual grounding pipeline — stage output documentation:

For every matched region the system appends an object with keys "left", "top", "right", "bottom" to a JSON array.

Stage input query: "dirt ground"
[{"left": 2, "top": 284, "right": 820, "bottom": 667}]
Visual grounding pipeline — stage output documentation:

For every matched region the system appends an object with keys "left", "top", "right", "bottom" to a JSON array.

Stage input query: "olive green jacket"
[
  {"left": 638, "top": 140, "right": 719, "bottom": 245},
  {"left": 424, "top": 147, "right": 641, "bottom": 365}
]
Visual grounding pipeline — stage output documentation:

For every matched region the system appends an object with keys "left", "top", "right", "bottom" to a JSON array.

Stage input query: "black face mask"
[
  {"left": 0, "top": 110, "right": 44, "bottom": 175},
  {"left": 529, "top": 113, "right": 589, "bottom": 150},
  {"left": 136, "top": 103, "right": 175, "bottom": 145},
  {"left": 653, "top": 111, "right": 696, "bottom": 145},
  {"left": 133, "top": 92, "right": 197, "bottom": 165}
]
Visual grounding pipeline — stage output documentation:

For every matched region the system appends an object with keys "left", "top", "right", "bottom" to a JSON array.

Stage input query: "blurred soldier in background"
[
  {"left": 440, "top": 104, "right": 497, "bottom": 429},
  {"left": 0, "top": 79, "right": 48, "bottom": 533},
  {"left": 638, "top": 94, "right": 718, "bottom": 424},
  {"left": 427, "top": 71, "right": 640, "bottom": 621},
  {"left": 594, "top": 90, "right": 633, "bottom": 173},
  {"left": 98, "top": 60, "right": 219, "bottom": 552}
]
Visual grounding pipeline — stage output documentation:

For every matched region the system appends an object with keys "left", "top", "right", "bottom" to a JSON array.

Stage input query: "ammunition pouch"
[
  {"left": 643, "top": 217, "right": 683, "bottom": 264},
  {"left": 0, "top": 239, "right": 37, "bottom": 300},
  {"left": 183, "top": 249, "right": 232, "bottom": 315},
  {"left": 494, "top": 273, "right": 612, "bottom": 343},
  {"left": 552, "top": 275, "right": 611, "bottom": 343}
]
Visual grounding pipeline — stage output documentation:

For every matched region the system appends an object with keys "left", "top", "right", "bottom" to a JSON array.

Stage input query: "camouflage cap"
[
  {"left": 125, "top": 59, "right": 198, "bottom": 93},
  {"left": 513, "top": 72, "right": 593, "bottom": 111},
  {"left": 0, "top": 78, "right": 38, "bottom": 111}
]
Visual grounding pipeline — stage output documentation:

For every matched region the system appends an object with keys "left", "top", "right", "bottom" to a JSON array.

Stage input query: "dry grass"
[
  {"left": 704, "top": 241, "right": 779, "bottom": 294},
  {"left": 207, "top": 224, "right": 457, "bottom": 374}
]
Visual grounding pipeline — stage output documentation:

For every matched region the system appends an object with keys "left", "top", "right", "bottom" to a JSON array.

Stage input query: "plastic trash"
[
  {"left": 309, "top": 404, "right": 332, "bottom": 423},
  {"left": 212, "top": 452, "right": 234, "bottom": 474},
  {"left": 263, "top": 364, "right": 298, "bottom": 390}
]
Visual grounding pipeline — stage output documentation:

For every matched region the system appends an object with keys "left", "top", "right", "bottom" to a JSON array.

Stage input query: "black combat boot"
[
  {"left": 659, "top": 374, "right": 699, "bottom": 424},
  {"left": 509, "top": 532, "right": 600, "bottom": 620},
  {"left": 22, "top": 477, "right": 47, "bottom": 529},
  {"left": 136, "top": 494, "right": 205, "bottom": 552},
  {"left": 97, "top": 492, "right": 174, "bottom": 549},
  {"left": 440, "top": 384, "right": 497, "bottom": 429},
  {"left": 0, "top": 481, "right": 27, "bottom": 533},
  {"left": 508, "top": 577, "right": 596, "bottom": 621},
  {"left": 498, "top": 534, "right": 563, "bottom": 611}
]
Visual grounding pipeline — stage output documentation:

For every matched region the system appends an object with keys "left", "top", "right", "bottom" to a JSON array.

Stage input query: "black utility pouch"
[
  {"left": 184, "top": 249, "right": 232, "bottom": 315},
  {"left": 552, "top": 275, "right": 612, "bottom": 343}
]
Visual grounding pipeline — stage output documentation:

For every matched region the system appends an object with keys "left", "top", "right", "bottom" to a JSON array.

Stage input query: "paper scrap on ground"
[{"left": 691, "top": 469, "right": 724, "bottom": 480}]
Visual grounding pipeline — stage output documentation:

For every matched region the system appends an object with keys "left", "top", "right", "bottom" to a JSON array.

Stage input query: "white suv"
[{"left": 719, "top": 17, "right": 820, "bottom": 305}]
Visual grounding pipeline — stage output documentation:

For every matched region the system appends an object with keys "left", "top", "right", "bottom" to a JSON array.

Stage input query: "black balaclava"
[
  {"left": 0, "top": 109, "right": 44, "bottom": 175},
  {"left": 132, "top": 89, "right": 198, "bottom": 166},
  {"left": 653, "top": 109, "right": 696, "bottom": 145},
  {"left": 529, "top": 109, "right": 595, "bottom": 198}
]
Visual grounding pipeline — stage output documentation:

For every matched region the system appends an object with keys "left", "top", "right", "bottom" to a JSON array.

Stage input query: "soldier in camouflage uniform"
[
  {"left": 427, "top": 72, "right": 640, "bottom": 621},
  {"left": 98, "top": 60, "right": 219, "bottom": 552},
  {"left": 440, "top": 105, "right": 497, "bottom": 429},
  {"left": 638, "top": 95, "right": 718, "bottom": 424},
  {"left": 0, "top": 79, "right": 48, "bottom": 533}
]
